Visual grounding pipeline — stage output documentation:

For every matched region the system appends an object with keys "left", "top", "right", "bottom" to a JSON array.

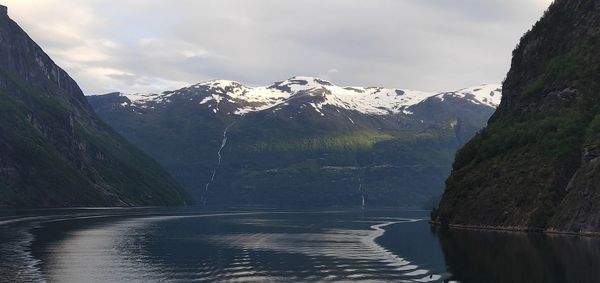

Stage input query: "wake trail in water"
[
  {"left": 202, "top": 122, "right": 236, "bottom": 205},
  {"left": 0, "top": 210, "right": 444, "bottom": 282},
  {"left": 208, "top": 217, "right": 442, "bottom": 282},
  {"left": 363, "top": 220, "right": 443, "bottom": 282}
]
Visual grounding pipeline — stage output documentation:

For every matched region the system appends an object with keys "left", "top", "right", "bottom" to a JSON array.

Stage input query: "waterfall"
[
  {"left": 202, "top": 122, "right": 235, "bottom": 206},
  {"left": 358, "top": 181, "right": 365, "bottom": 208},
  {"left": 362, "top": 193, "right": 365, "bottom": 208}
]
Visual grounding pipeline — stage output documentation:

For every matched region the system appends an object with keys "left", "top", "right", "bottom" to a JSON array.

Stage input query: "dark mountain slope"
[
  {"left": 89, "top": 78, "right": 500, "bottom": 207},
  {"left": 0, "top": 6, "right": 191, "bottom": 207},
  {"left": 434, "top": 0, "right": 600, "bottom": 233}
]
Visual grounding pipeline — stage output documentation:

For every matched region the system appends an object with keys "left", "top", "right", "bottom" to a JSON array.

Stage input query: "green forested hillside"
[
  {"left": 435, "top": 0, "right": 600, "bottom": 233},
  {"left": 0, "top": 7, "right": 191, "bottom": 207}
]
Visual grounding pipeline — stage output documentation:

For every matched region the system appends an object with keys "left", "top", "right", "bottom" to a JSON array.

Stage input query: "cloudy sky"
[{"left": 3, "top": 0, "right": 552, "bottom": 94}]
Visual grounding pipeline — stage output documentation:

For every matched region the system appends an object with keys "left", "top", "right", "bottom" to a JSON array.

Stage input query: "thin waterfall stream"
[
  {"left": 202, "top": 122, "right": 236, "bottom": 205},
  {"left": 358, "top": 178, "right": 365, "bottom": 208}
]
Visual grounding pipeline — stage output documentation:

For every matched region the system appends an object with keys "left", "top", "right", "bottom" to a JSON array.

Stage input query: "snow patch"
[
  {"left": 114, "top": 77, "right": 502, "bottom": 116},
  {"left": 433, "top": 84, "right": 502, "bottom": 108}
]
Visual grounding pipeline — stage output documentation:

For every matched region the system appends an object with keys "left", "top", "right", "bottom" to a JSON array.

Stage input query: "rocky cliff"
[
  {"left": 0, "top": 6, "right": 191, "bottom": 207},
  {"left": 434, "top": 0, "right": 600, "bottom": 234}
]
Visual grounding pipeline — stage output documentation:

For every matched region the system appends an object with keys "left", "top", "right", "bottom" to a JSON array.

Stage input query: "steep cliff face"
[
  {"left": 0, "top": 6, "right": 191, "bottom": 207},
  {"left": 435, "top": 0, "right": 600, "bottom": 233}
]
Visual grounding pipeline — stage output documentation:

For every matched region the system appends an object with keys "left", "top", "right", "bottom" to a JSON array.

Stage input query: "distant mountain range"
[
  {"left": 109, "top": 76, "right": 500, "bottom": 116},
  {"left": 89, "top": 77, "right": 501, "bottom": 207},
  {"left": 0, "top": 5, "right": 191, "bottom": 207}
]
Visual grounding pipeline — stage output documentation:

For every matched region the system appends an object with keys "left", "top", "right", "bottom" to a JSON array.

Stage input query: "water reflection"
[
  {"left": 436, "top": 227, "right": 600, "bottom": 283},
  {"left": 2, "top": 209, "right": 444, "bottom": 282},
  {"left": 2, "top": 208, "right": 600, "bottom": 282}
]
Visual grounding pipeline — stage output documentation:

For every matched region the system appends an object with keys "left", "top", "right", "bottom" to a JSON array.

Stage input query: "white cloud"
[{"left": 0, "top": 0, "right": 552, "bottom": 94}]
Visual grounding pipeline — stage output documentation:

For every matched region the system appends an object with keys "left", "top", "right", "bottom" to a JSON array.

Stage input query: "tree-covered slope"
[
  {"left": 0, "top": 6, "right": 191, "bottom": 207},
  {"left": 434, "top": 0, "right": 600, "bottom": 233}
]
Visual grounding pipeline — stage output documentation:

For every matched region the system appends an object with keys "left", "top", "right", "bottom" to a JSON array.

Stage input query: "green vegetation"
[
  {"left": 522, "top": 43, "right": 596, "bottom": 101},
  {"left": 435, "top": 0, "right": 600, "bottom": 231},
  {"left": 456, "top": 112, "right": 584, "bottom": 170},
  {"left": 0, "top": 14, "right": 191, "bottom": 207},
  {"left": 246, "top": 131, "right": 394, "bottom": 153}
]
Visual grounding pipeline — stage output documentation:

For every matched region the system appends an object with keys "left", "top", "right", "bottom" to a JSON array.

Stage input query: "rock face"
[
  {"left": 89, "top": 78, "right": 500, "bottom": 207},
  {"left": 434, "top": 0, "right": 600, "bottom": 233},
  {"left": 0, "top": 6, "right": 191, "bottom": 207}
]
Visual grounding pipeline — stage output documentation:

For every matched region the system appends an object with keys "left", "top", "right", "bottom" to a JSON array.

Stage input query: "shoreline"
[{"left": 429, "top": 220, "right": 600, "bottom": 237}]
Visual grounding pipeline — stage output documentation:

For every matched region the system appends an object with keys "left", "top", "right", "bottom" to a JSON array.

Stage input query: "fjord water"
[{"left": 1, "top": 208, "right": 599, "bottom": 283}]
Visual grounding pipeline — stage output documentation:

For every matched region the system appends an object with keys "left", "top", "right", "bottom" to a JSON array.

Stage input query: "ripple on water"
[
  {"left": 0, "top": 225, "right": 45, "bottom": 282},
  {"left": 1, "top": 211, "right": 444, "bottom": 282},
  {"left": 201, "top": 218, "right": 441, "bottom": 281}
]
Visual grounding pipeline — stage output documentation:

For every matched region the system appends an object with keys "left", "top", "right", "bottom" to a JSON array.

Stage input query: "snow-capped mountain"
[
  {"left": 110, "top": 76, "right": 501, "bottom": 116},
  {"left": 88, "top": 77, "right": 502, "bottom": 208},
  {"left": 432, "top": 84, "right": 502, "bottom": 108}
]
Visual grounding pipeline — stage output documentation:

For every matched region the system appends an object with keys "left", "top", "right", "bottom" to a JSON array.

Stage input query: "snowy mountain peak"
[
  {"left": 107, "top": 78, "right": 502, "bottom": 116},
  {"left": 288, "top": 76, "right": 333, "bottom": 85},
  {"left": 270, "top": 76, "right": 333, "bottom": 93},
  {"left": 196, "top": 80, "right": 245, "bottom": 89},
  {"left": 434, "top": 84, "right": 502, "bottom": 108},
  {"left": 118, "top": 91, "right": 172, "bottom": 106}
]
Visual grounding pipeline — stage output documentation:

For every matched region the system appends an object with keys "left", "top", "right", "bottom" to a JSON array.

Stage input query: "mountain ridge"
[
  {"left": 89, "top": 78, "right": 501, "bottom": 207},
  {"left": 93, "top": 77, "right": 501, "bottom": 117}
]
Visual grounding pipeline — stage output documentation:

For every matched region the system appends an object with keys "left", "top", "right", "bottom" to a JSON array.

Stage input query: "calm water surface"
[{"left": 1, "top": 207, "right": 599, "bottom": 282}]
